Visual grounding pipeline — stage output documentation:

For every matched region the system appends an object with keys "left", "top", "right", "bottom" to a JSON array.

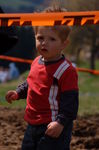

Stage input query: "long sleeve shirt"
[{"left": 16, "top": 55, "right": 79, "bottom": 126}]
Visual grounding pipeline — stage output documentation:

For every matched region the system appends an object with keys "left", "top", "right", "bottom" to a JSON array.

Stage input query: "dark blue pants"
[{"left": 21, "top": 122, "right": 73, "bottom": 150}]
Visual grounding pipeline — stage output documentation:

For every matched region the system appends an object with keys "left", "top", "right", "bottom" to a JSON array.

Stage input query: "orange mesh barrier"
[
  {"left": 0, "top": 11, "right": 99, "bottom": 26},
  {"left": 0, "top": 55, "right": 32, "bottom": 64},
  {"left": 0, "top": 55, "right": 99, "bottom": 75},
  {"left": 76, "top": 68, "right": 99, "bottom": 75}
]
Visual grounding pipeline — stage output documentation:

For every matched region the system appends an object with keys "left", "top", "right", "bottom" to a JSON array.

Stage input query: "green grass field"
[
  {"left": 78, "top": 72, "right": 99, "bottom": 115},
  {"left": 0, "top": 62, "right": 99, "bottom": 116}
]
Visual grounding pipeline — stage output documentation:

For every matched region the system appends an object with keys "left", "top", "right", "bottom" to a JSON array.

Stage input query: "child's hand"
[
  {"left": 5, "top": 90, "right": 19, "bottom": 104},
  {"left": 45, "top": 121, "right": 64, "bottom": 138}
]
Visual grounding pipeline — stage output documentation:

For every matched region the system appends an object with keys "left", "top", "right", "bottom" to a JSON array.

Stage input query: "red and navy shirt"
[{"left": 16, "top": 55, "right": 79, "bottom": 126}]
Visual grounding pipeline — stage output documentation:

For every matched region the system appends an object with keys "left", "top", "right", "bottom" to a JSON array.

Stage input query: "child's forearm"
[{"left": 16, "top": 80, "right": 28, "bottom": 99}]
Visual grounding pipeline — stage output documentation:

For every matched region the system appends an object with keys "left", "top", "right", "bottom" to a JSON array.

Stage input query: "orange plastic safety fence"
[
  {"left": 0, "top": 55, "right": 32, "bottom": 64},
  {"left": 0, "top": 11, "right": 99, "bottom": 26},
  {"left": 0, "top": 55, "right": 99, "bottom": 75},
  {"left": 76, "top": 68, "right": 99, "bottom": 75}
]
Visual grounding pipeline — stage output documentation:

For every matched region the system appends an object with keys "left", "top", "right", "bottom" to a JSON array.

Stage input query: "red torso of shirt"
[{"left": 25, "top": 56, "right": 78, "bottom": 125}]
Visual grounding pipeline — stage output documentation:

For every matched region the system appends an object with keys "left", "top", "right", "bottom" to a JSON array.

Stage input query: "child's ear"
[
  {"left": 62, "top": 39, "right": 69, "bottom": 50},
  {"left": 64, "top": 39, "right": 69, "bottom": 45}
]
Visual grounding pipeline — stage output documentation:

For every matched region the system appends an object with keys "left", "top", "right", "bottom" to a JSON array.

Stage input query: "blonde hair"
[{"left": 33, "top": 6, "right": 71, "bottom": 41}]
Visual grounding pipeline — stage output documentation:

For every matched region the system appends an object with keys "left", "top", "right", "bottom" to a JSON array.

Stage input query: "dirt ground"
[{"left": 0, "top": 106, "right": 99, "bottom": 150}]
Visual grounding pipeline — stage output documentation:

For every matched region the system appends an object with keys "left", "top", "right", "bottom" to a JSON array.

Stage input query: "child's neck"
[{"left": 42, "top": 55, "right": 63, "bottom": 62}]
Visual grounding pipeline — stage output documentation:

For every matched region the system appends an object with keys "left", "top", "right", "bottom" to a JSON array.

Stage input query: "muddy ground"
[{"left": 0, "top": 106, "right": 99, "bottom": 150}]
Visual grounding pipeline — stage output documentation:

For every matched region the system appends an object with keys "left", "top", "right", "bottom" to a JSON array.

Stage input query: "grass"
[
  {"left": 77, "top": 60, "right": 99, "bottom": 115},
  {"left": 78, "top": 59, "right": 99, "bottom": 70},
  {"left": 78, "top": 95, "right": 99, "bottom": 115},
  {"left": 0, "top": 72, "right": 28, "bottom": 108},
  {"left": 78, "top": 72, "right": 99, "bottom": 115},
  {"left": 0, "top": 61, "right": 99, "bottom": 116}
]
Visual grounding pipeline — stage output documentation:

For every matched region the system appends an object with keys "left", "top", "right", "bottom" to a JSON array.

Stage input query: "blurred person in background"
[
  {"left": 0, "top": 6, "right": 18, "bottom": 55},
  {"left": 0, "top": 66, "right": 9, "bottom": 83},
  {"left": 8, "top": 63, "right": 20, "bottom": 80}
]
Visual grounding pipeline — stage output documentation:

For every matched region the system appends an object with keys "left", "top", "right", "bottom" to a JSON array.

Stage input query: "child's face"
[{"left": 35, "top": 27, "right": 67, "bottom": 61}]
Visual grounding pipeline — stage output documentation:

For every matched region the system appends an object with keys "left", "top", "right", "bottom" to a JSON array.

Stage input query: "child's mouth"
[{"left": 41, "top": 48, "right": 48, "bottom": 52}]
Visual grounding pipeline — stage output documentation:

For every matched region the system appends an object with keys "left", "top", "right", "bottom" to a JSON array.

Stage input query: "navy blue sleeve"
[
  {"left": 16, "top": 80, "right": 28, "bottom": 99},
  {"left": 56, "top": 90, "right": 79, "bottom": 126}
]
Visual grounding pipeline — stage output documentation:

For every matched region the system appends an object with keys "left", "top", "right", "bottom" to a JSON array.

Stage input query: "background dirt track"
[{"left": 0, "top": 106, "right": 99, "bottom": 150}]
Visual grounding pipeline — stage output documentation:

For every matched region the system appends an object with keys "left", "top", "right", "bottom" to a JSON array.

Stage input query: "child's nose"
[{"left": 42, "top": 39, "right": 48, "bottom": 45}]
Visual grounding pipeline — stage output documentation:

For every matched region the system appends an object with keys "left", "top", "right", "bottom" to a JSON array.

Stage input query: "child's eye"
[{"left": 50, "top": 37, "right": 56, "bottom": 41}]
